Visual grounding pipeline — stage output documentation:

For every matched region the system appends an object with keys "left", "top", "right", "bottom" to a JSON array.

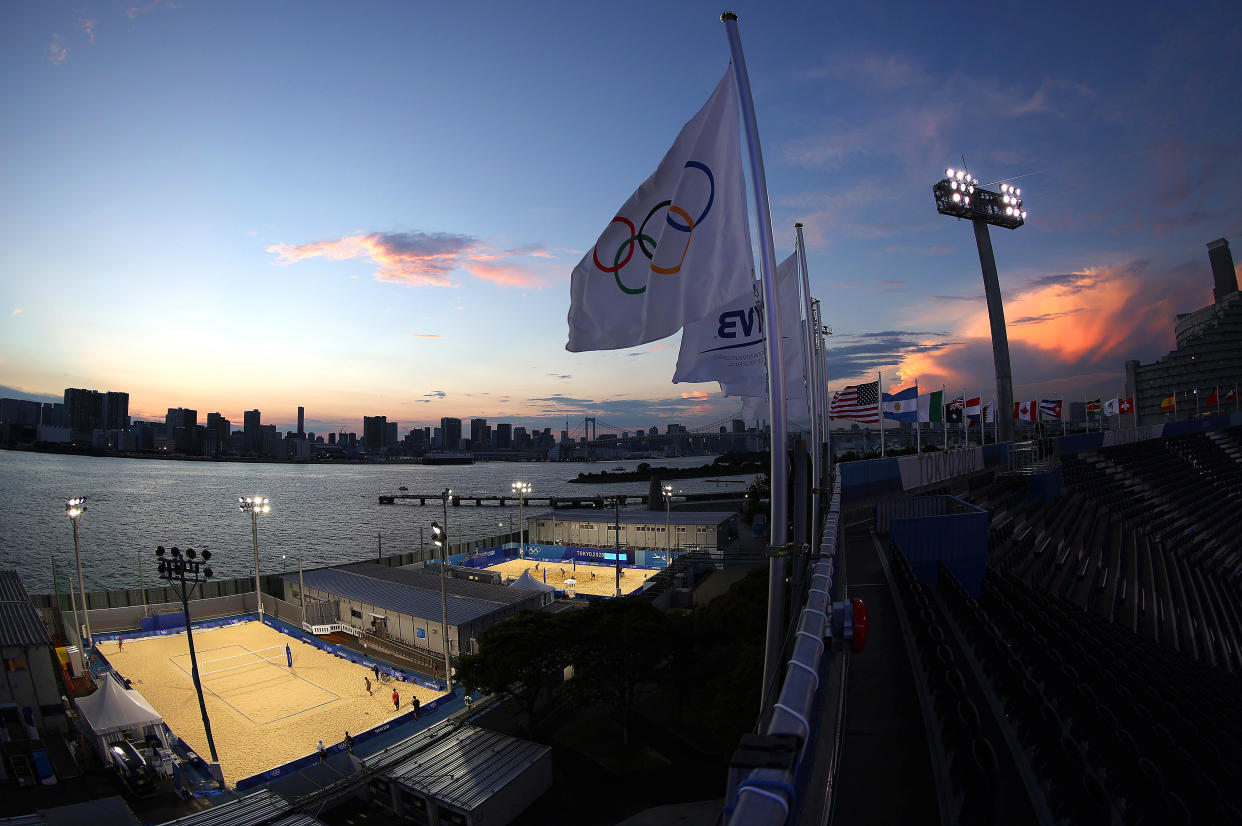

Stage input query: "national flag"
[
  {"left": 917, "top": 390, "right": 944, "bottom": 423},
  {"left": 830, "top": 381, "right": 880, "bottom": 423},
  {"left": 984, "top": 399, "right": 996, "bottom": 423},
  {"left": 1086, "top": 399, "right": 1102, "bottom": 416},
  {"left": 1039, "top": 399, "right": 1063, "bottom": 420},
  {"left": 1119, "top": 397, "right": 1135, "bottom": 414},
  {"left": 1103, "top": 398, "right": 1120, "bottom": 416},
  {"left": 882, "top": 385, "right": 919, "bottom": 422},
  {"left": 966, "top": 396, "right": 981, "bottom": 426},
  {"left": 674, "top": 252, "right": 799, "bottom": 390},
  {"left": 567, "top": 70, "right": 750, "bottom": 352},
  {"left": 1205, "top": 389, "right": 1219, "bottom": 407},
  {"left": 1160, "top": 394, "right": 1175, "bottom": 412},
  {"left": 945, "top": 395, "right": 964, "bottom": 424},
  {"left": 1014, "top": 400, "right": 1037, "bottom": 421},
  {"left": 1227, "top": 388, "right": 1239, "bottom": 402}
]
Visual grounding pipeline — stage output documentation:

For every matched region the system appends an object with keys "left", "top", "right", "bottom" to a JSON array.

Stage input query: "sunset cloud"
[
  {"left": 11, "top": 308, "right": 22, "bottom": 316},
  {"left": 75, "top": 12, "right": 98, "bottom": 42},
  {"left": 267, "top": 231, "right": 550, "bottom": 288},
  {"left": 47, "top": 35, "right": 68, "bottom": 64},
  {"left": 407, "top": 333, "right": 442, "bottom": 339}
]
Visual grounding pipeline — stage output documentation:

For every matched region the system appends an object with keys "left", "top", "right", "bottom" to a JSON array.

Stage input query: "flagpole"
[
  {"left": 915, "top": 380, "right": 921, "bottom": 453},
  {"left": 794, "top": 224, "right": 820, "bottom": 536},
  {"left": 722, "top": 12, "right": 790, "bottom": 712},
  {"left": 942, "top": 383, "right": 948, "bottom": 450},
  {"left": 879, "top": 371, "right": 885, "bottom": 457}
]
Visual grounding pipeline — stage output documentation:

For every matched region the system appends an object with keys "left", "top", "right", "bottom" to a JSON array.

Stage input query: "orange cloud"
[
  {"left": 268, "top": 231, "right": 549, "bottom": 289},
  {"left": 407, "top": 333, "right": 442, "bottom": 338},
  {"left": 47, "top": 35, "right": 68, "bottom": 64},
  {"left": 961, "top": 265, "right": 1177, "bottom": 364},
  {"left": 680, "top": 391, "right": 710, "bottom": 401}
]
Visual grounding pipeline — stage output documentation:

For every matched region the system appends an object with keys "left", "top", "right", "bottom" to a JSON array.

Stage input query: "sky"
[{"left": 3, "top": 0, "right": 1241, "bottom": 435}]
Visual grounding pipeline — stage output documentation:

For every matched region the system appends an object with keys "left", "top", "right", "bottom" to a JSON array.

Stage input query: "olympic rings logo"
[{"left": 592, "top": 161, "right": 715, "bottom": 295}]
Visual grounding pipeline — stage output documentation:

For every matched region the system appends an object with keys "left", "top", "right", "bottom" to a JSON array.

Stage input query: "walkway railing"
[{"left": 725, "top": 474, "right": 853, "bottom": 824}]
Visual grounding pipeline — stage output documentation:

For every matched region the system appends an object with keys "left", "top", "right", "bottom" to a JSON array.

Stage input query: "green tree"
[
  {"left": 455, "top": 609, "right": 573, "bottom": 734},
  {"left": 568, "top": 598, "right": 671, "bottom": 744}
]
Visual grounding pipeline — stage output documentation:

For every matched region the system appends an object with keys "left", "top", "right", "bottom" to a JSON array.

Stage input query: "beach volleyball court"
[
  {"left": 486, "top": 557, "right": 659, "bottom": 596},
  {"left": 102, "top": 620, "right": 445, "bottom": 785}
]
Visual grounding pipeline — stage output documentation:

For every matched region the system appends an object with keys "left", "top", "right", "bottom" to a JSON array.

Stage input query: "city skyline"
[{"left": 3, "top": 1, "right": 1240, "bottom": 430}]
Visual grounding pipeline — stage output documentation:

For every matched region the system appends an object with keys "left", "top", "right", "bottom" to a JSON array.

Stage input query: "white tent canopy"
[
  {"left": 509, "top": 571, "right": 555, "bottom": 593},
  {"left": 76, "top": 676, "right": 166, "bottom": 758}
]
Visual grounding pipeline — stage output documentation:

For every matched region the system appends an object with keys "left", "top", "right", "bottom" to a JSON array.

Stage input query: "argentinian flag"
[{"left": 882, "top": 386, "right": 919, "bottom": 422}]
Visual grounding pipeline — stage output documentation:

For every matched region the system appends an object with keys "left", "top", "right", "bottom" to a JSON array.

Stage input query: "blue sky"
[{"left": 2, "top": 0, "right": 1239, "bottom": 434}]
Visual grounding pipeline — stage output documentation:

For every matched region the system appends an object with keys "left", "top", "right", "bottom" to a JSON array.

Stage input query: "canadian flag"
[
  {"left": 1014, "top": 400, "right": 1036, "bottom": 421},
  {"left": 1119, "top": 397, "right": 1135, "bottom": 414}
]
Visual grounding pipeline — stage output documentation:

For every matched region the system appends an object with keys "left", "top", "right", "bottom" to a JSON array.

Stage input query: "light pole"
[
  {"left": 282, "top": 554, "right": 304, "bottom": 627},
  {"left": 156, "top": 545, "right": 219, "bottom": 764},
  {"left": 511, "top": 481, "right": 531, "bottom": 558},
  {"left": 65, "top": 498, "right": 91, "bottom": 657},
  {"left": 606, "top": 496, "right": 623, "bottom": 598},
  {"left": 238, "top": 496, "right": 271, "bottom": 623},
  {"left": 430, "top": 521, "right": 454, "bottom": 691},
  {"left": 662, "top": 484, "right": 674, "bottom": 566},
  {"left": 934, "top": 168, "right": 1028, "bottom": 443}
]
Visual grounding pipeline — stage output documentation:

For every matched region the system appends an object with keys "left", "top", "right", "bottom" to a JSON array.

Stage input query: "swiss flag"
[{"left": 1119, "top": 397, "right": 1134, "bottom": 414}]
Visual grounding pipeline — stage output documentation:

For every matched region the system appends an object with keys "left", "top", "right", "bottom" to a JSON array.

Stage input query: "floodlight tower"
[
  {"left": 238, "top": 496, "right": 271, "bottom": 622},
  {"left": 155, "top": 544, "right": 218, "bottom": 763},
  {"left": 933, "top": 168, "right": 1028, "bottom": 443},
  {"left": 430, "top": 521, "right": 453, "bottom": 691}
]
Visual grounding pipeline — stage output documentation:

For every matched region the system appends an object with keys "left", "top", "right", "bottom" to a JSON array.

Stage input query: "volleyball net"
[{"left": 198, "top": 644, "right": 289, "bottom": 678}]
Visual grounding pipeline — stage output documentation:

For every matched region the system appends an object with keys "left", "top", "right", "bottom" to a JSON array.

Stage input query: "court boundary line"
[{"left": 168, "top": 643, "right": 342, "bottom": 726}]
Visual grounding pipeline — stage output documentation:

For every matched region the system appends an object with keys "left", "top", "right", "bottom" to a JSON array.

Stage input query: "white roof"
[
  {"left": 509, "top": 570, "right": 555, "bottom": 592},
  {"left": 75, "top": 676, "right": 163, "bottom": 736}
]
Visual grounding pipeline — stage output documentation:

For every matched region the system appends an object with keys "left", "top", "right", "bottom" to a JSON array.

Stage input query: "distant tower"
[
  {"left": 297, "top": 406, "right": 305, "bottom": 437},
  {"left": 1208, "top": 238, "right": 1237, "bottom": 304}
]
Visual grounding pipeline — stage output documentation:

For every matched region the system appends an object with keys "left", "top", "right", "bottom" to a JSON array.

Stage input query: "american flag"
[{"left": 830, "top": 381, "right": 880, "bottom": 423}]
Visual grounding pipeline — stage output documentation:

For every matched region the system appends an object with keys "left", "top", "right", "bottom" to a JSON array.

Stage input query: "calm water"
[{"left": 0, "top": 451, "right": 755, "bottom": 595}]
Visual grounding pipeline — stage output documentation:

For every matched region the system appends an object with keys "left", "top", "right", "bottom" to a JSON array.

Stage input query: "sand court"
[
  {"left": 102, "top": 621, "right": 446, "bottom": 786},
  {"left": 486, "top": 557, "right": 660, "bottom": 597},
  {"left": 170, "top": 644, "right": 339, "bottom": 725}
]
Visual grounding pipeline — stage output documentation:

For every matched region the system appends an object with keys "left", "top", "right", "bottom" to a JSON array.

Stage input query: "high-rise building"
[
  {"left": 297, "top": 406, "right": 305, "bottom": 437},
  {"left": 244, "top": 409, "right": 262, "bottom": 454},
  {"left": 166, "top": 407, "right": 198, "bottom": 432},
  {"left": 103, "top": 392, "right": 129, "bottom": 430},
  {"left": 0, "top": 398, "right": 41, "bottom": 428},
  {"left": 732, "top": 419, "right": 746, "bottom": 433},
  {"left": 385, "top": 420, "right": 398, "bottom": 448},
  {"left": 470, "top": 418, "right": 487, "bottom": 447},
  {"left": 441, "top": 417, "right": 462, "bottom": 451},
  {"left": 206, "top": 413, "right": 231, "bottom": 450},
  {"left": 363, "top": 416, "right": 387, "bottom": 451},
  {"left": 496, "top": 423, "right": 512, "bottom": 449},
  {"left": 64, "top": 388, "right": 103, "bottom": 439}
]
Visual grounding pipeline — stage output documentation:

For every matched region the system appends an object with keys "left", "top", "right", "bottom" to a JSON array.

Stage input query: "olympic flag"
[{"left": 566, "top": 69, "right": 751, "bottom": 352}]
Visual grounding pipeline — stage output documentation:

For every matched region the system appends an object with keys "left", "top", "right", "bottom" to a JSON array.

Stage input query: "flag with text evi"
[
  {"left": 674, "top": 252, "right": 798, "bottom": 390},
  {"left": 566, "top": 69, "right": 751, "bottom": 352}
]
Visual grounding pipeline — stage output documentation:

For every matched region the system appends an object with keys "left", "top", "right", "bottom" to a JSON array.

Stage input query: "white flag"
[
  {"left": 1103, "top": 398, "right": 1120, "bottom": 416},
  {"left": 673, "top": 251, "right": 799, "bottom": 390},
  {"left": 984, "top": 399, "right": 995, "bottom": 423},
  {"left": 567, "top": 70, "right": 751, "bottom": 352}
]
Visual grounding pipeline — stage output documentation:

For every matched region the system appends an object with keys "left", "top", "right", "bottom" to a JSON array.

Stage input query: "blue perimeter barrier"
[{"left": 448, "top": 543, "right": 673, "bottom": 571}]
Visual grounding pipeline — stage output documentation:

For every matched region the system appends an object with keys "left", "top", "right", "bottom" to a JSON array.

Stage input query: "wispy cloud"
[
  {"left": 267, "top": 231, "right": 550, "bottom": 289},
  {"left": 47, "top": 35, "right": 68, "bottom": 64},
  {"left": 546, "top": 373, "right": 572, "bottom": 380},
  {"left": 407, "top": 333, "right": 442, "bottom": 339},
  {"left": 424, "top": 390, "right": 446, "bottom": 398},
  {"left": 126, "top": 0, "right": 176, "bottom": 20},
  {"left": 11, "top": 308, "right": 22, "bottom": 316},
  {"left": 74, "top": 11, "right": 98, "bottom": 42}
]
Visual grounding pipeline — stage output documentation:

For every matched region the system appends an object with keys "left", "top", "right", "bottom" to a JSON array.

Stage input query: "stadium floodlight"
[
  {"left": 933, "top": 169, "right": 1031, "bottom": 442},
  {"left": 155, "top": 544, "right": 219, "bottom": 764},
  {"left": 429, "top": 520, "right": 453, "bottom": 692},
  {"left": 238, "top": 496, "right": 271, "bottom": 623},
  {"left": 511, "top": 481, "right": 532, "bottom": 559},
  {"left": 64, "top": 497, "right": 91, "bottom": 658}
]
